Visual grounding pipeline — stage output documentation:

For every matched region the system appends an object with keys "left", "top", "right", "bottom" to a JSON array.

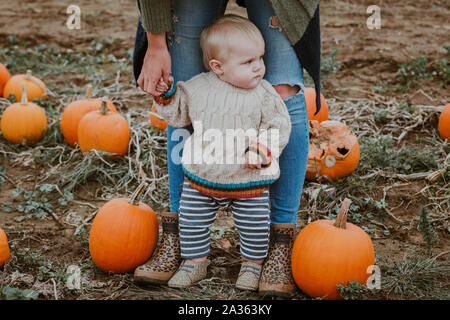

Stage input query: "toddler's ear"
[{"left": 209, "top": 59, "right": 224, "bottom": 75}]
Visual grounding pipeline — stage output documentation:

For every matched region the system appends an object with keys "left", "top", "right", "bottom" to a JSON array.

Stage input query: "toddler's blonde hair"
[{"left": 200, "top": 14, "right": 264, "bottom": 70}]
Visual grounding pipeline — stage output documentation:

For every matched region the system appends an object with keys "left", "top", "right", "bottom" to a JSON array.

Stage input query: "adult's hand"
[{"left": 137, "top": 32, "right": 172, "bottom": 96}]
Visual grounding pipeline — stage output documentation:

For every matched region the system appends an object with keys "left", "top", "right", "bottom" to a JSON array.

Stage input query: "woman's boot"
[
  {"left": 134, "top": 212, "right": 181, "bottom": 285},
  {"left": 258, "top": 223, "right": 297, "bottom": 297}
]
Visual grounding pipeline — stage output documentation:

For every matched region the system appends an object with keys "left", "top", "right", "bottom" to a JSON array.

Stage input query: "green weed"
[
  {"left": 3, "top": 184, "right": 72, "bottom": 220},
  {"left": 418, "top": 206, "right": 440, "bottom": 254},
  {"left": 396, "top": 52, "right": 449, "bottom": 90},
  {"left": 303, "top": 48, "right": 340, "bottom": 88},
  {"left": 0, "top": 286, "right": 39, "bottom": 300},
  {"left": 0, "top": 36, "right": 131, "bottom": 85},
  {"left": 380, "top": 253, "right": 450, "bottom": 299},
  {"left": 14, "top": 248, "right": 68, "bottom": 283},
  {"left": 373, "top": 47, "right": 449, "bottom": 92},
  {"left": 358, "top": 135, "right": 440, "bottom": 175},
  {"left": 337, "top": 281, "right": 371, "bottom": 300}
]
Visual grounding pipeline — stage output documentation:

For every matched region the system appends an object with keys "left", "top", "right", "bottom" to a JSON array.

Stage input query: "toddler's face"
[{"left": 216, "top": 34, "right": 265, "bottom": 89}]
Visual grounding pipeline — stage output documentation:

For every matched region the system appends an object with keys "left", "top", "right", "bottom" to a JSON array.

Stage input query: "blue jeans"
[{"left": 166, "top": 0, "right": 309, "bottom": 225}]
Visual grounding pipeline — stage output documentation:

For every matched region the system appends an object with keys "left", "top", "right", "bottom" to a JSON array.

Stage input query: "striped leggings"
[{"left": 179, "top": 181, "right": 271, "bottom": 261}]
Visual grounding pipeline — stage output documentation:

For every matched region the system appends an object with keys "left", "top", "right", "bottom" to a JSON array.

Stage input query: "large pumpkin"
[
  {"left": 438, "top": 103, "right": 450, "bottom": 141},
  {"left": 292, "top": 198, "right": 375, "bottom": 300},
  {"left": 306, "top": 120, "right": 360, "bottom": 180},
  {"left": 0, "top": 227, "right": 10, "bottom": 268},
  {"left": 149, "top": 102, "right": 167, "bottom": 130},
  {"left": 1, "top": 84, "right": 48, "bottom": 144},
  {"left": 0, "top": 63, "right": 11, "bottom": 96},
  {"left": 61, "top": 86, "right": 117, "bottom": 147},
  {"left": 89, "top": 183, "right": 159, "bottom": 273},
  {"left": 304, "top": 87, "right": 329, "bottom": 123},
  {"left": 77, "top": 100, "right": 130, "bottom": 156},
  {"left": 3, "top": 70, "right": 47, "bottom": 101}
]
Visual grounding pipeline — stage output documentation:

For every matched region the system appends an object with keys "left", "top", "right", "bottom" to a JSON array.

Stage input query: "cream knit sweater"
[{"left": 154, "top": 72, "right": 291, "bottom": 198}]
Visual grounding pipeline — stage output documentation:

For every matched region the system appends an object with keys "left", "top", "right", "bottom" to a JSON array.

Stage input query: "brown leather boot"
[
  {"left": 258, "top": 223, "right": 297, "bottom": 297},
  {"left": 134, "top": 212, "right": 181, "bottom": 285}
]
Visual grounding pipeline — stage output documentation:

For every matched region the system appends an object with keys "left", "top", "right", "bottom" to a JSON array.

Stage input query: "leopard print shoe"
[
  {"left": 258, "top": 223, "right": 297, "bottom": 297},
  {"left": 134, "top": 212, "right": 181, "bottom": 285}
]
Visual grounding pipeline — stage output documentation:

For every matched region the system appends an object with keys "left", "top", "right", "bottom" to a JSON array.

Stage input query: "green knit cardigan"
[{"left": 136, "top": 0, "right": 320, "bottom": 46}]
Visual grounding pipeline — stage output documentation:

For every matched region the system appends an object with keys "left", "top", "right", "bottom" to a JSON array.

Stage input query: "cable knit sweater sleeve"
[
  {"left": 153, "top": 83, "right": 192, "bottom": 128},
  {"left": 248, "top": 83, "right": 292, "bottom": 161},
  {"left": 136, "top": 0, "right": 172, "bottom": 33}
]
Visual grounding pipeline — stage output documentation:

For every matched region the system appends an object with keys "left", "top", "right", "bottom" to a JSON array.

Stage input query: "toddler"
[{"left": 152, "top": 14, "right": 291, "bottom": 291}]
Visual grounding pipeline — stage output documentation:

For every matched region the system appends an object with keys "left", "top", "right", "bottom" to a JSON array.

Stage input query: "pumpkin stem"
[
  {"left": 100, "top": 100, "right": 109, "bottom": 115},
  {"left": 25, "top": 69, "right": 47, "bottom": 95},
  {"left": 86, "top": 85, "right": 93, "bottom": 99},
  {"left": 129, "top": 182, "right": 148, "bottom": 206},
  {"left": 20, "top": 83, "right": 28, "bottom": 104},
  {"left": 333, "top": 198, "right": 352, "bottom": 229}
]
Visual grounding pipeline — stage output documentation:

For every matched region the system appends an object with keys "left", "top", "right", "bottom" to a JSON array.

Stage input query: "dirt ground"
[{"left": 0, "top": 0, "right": 449, "bottom": 300}]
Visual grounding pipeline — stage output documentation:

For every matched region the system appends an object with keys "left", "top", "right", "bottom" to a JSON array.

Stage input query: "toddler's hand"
[
  {"left": 155, "top": 76, "right": 174, "bottom": 96},
  {"left": 245, "top": 150, "right": 263, "bottom": 170},
  {"left": 155, "top": 77, "right": 169, "bottom": 94}
]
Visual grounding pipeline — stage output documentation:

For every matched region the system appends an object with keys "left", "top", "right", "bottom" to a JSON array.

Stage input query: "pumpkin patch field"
[{"left": 0, "top": 0, "right": 448, "bottom": 300}]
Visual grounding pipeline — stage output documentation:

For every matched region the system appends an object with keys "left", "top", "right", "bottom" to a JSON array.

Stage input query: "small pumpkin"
[
  {"left": 0, "top": 227, "right": 10, "bottom": 268},
  {"left": 0, "top": 63, "right": 11, "bottom": 96},
  {"left": 438, "top": 103, "right": 450, "bottom": 141},
  {"left": 304, "top": 87, "right": 329, "bottom": 123},
  {"left": 292, "top": 198, "right": 375, "bottom": 300},
  {"left": 149, "top": 102, "right": 168, "bottom": 130},
  {"left": 1, "top": 84, "right": 48, "bottom": 144},
  {"left": 306, "top": 120, "right": 360, "bottom": 180},
  {"left": 61, "top": 86, "right": 117, "bottom": 147},
  {"left": 3, "top": 70, "right": 47, "bottom": 102},
  {"left": 89, "top": 183, "right": 159, "bottom": 273},
  {"left": 77, "top": 100, "right": 130, "bottom": 156}
]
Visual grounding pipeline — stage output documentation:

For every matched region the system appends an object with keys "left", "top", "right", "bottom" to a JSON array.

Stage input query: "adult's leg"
[
  {"left": 246, "top": 0, "right": 310, "bottom": 297},
  {"left": 167, "top": 0, "right": 229, "bottom": 214},
  {"left": 246, "top": 0, "right": 308, "bottom": 225},
  {"left": 134, "top": 0, "right": 228, "bottom": 284}
]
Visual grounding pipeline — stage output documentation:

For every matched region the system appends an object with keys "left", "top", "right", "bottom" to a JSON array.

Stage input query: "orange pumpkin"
[
  {"left": 77, "top": 100, "right": 130, "bottom": 156},
  {"left": 304, "top": 87, "right": 329, "bottom": 123},
  {"left": 0, "top": 63, "right": 11, "bottom": 97},
  {"left": 438, "top": 103, "right": 450, "bottom": 141},
  {"left": 149, "top": 103, "right": 168, "bottom": 130},
  {"left": 292, "top": 198, "right": 375, "bottom": 300},
  {"left": 0, "top": 227, "right": 10, "bottom": 268},
  {"left": 61, "top": 86, "right": 117, "bottom": 147},
  {"left": 1, "top": 84, "right": 48, "bottom": 144},
  {"left": 306, "top": 120, "right": 360, "bottom": 180},
  {"left": 3, "top": 70, "right": 47, "bottom": 102},
  {"left": 89, "top": 183, "right": 159, "bottom": 273}
]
